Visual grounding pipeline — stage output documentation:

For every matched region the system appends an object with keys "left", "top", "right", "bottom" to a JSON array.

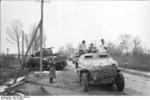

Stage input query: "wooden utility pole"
[
  {"left": 44, "top": 35, "right": 46, "bottom": 48},
  {"left": 7, "top": 48, "right": 9, "bottom": 55},
  {"left": 22, "top": 30, "right": 24, "bottom": 62},
  {"left": 40, "top": 0, "right": 44, "bottom": 75},
  {"left": 0, "top": 0, "right": 1, "bottom": 56}
]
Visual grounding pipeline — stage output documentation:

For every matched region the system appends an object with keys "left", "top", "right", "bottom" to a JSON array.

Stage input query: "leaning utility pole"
[
  {"left": 13, "top": 21, "right": 41, "bottom": 83},
  {"left": 40, "top": 0, "right": 44, "bottom": 75}
]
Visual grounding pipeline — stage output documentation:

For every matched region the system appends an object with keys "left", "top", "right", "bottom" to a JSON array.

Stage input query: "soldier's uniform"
[
  {"left": 78, "top": 42, "right": 87, "bottom": 56},
  {"left": 79, "top": 44, "right": 86, "bottom": 51},
  {"left": 88, "top": 43, "right": 97, "bottom": 53},
  {"left": 99, "top": 39, "right": 109, "bottom": 53},
  {"left": 48, "top": 62, "right": 56, "bottom": 83},
  {"left": 100, "top": 44, "right": 109, "bottom": 52}
]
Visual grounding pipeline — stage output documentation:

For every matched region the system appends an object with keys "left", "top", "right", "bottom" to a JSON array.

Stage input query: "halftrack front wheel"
[{"left": 116, "top": 72, "right": 125, "bottom": 91}]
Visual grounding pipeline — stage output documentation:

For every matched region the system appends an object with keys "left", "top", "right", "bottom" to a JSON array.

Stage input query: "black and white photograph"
[{"left": 0, "top": 0, "right": 150, "bottom": 98}]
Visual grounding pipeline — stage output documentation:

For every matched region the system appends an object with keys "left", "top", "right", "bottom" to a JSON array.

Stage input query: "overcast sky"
[{"left": 1, "top": 0, "right": 150, "bottom": 53}]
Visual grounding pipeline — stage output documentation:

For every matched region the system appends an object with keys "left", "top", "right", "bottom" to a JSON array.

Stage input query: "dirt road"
[
  {"left": 123, "top": 73, "right": 150, "bottom": 95},
  {"left": 17, "top": 61, "right": 150, "bottom": 96}
]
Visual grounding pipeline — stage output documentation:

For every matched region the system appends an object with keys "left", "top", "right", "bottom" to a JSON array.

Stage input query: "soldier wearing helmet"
[
  {"left": 100, "top": 38, "right": 109, "bottom": 52},
  {"left": 78, "top": 40, "right": 87, "bottom": 54}
]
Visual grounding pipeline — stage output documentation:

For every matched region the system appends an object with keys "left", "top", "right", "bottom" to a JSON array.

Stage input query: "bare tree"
[
  {"left": 25, "top": 24, "right": 40, "bottom": 54},
  {"left": 119, "top": 34, "right": 131, "bottom": 55},
  {"left": 65, "top": 43, "right": 76, "bottom": 57},
  {"left": 7, "top": 20, "right": 23, "bottom": 63},
  {"left": 24, "top": 33, "right": 29, "bottom": 50},
  {"left": 132, "top": 36, "right": 141, "bottom": 55},
  {"left": 108, "top": 42, "right": 115, "bottom": 50},
  {"left": 58, "top": 43, "right": 76, "bottom": 58},
  {"left": 24, "top": 33, "right": 30, "bottom": 53},
  {"left": 30, "top": 24, "right": 39, "bottom": 54},
  {"left": 24, "top": 23, "right": 47, "bottom": 55},
  {"left": 107, "top": 42, "right": 116, "bottom": 53},
  {"left": 58, "top": 47, "right": 65, "bottom": 54}
]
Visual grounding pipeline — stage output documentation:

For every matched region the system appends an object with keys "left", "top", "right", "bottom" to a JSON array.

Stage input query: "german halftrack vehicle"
[{"left": 76, "top": 52, "right": 125, "bottom": 92}]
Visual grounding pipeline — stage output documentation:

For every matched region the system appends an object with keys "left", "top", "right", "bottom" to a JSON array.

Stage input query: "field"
[
  {"left": 112, "top": 53, "right": 150, "bottom": 72},
  {"left": 0, "top": 55, "right": 28, "bottom": 85}
]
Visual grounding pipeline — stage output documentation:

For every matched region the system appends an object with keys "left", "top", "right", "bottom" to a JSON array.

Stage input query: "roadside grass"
[
  {"left": 0, "top": 54, "right": 29, "bottom": 85},
  {"left": 111, "top": 54, "right": 150, "bottom": 72}
]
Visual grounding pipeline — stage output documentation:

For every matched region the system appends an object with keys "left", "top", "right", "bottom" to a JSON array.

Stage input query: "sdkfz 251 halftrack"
[{"left": 76, "top": 52, "right": 125, "bottom": 92}]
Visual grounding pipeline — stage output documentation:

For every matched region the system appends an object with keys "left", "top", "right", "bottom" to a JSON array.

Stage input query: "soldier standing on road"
[{"left": 48, "top": 60, "right": 56, "bottom": 84}]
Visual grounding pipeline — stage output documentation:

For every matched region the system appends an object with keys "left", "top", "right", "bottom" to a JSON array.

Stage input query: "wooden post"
[
  {"left": 44, "top": 35, "right": 46, "bottom": 48},
  {"left": 40, "top": 0, "right": 44, "bottom": 75},
  {"left": 0, "top": 0, "right": 1, "bottom": 56},
  {"left": 22, "top": 31, "right": 24, "bottom": 62},
  {"left": 7, "top": 48, "right": 9, "bottom": 55}
]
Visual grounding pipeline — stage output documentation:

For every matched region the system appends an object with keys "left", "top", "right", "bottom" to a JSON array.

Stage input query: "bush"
[
  {"left": 0, "top": 54, "right": 21, "bottom": 85},
  {"left": 111, "top": 53, "right": 150, "bottom": 72},
  {"left": 0, "top": 54, "right": 19, "bottom": 68}
]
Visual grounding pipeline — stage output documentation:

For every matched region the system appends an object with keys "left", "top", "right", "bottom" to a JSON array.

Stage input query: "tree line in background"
[
  {"left": 0, "top": 20, "right": 42, "bottom": 84},
  {"left": 108, "top": 34, "right": 150, "bottom": 70},
  {"left": 58, "top": 33, "right": 150, "bottom": 57},
  {"left": 58, "top": 34, "right": 150, "bottom": 71},
  {"left": 4, "top": 20, "right": 150, "bottom": 71},
  {"left": 6, "top": 20, "right": 46, "bottom": 63}
]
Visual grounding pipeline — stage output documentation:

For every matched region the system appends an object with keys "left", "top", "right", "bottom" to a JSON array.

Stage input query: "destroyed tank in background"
[
  {"left": 76, "top": 50, "right": 125, "bottom": 92},
  {"left": 26, "top": 48, "right": 67, "bottom": 71}
]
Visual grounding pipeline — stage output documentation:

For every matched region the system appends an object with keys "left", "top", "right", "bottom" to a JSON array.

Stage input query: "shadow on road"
[{"left": 87, "top": 84, "right": 126, "bottom": 95}]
